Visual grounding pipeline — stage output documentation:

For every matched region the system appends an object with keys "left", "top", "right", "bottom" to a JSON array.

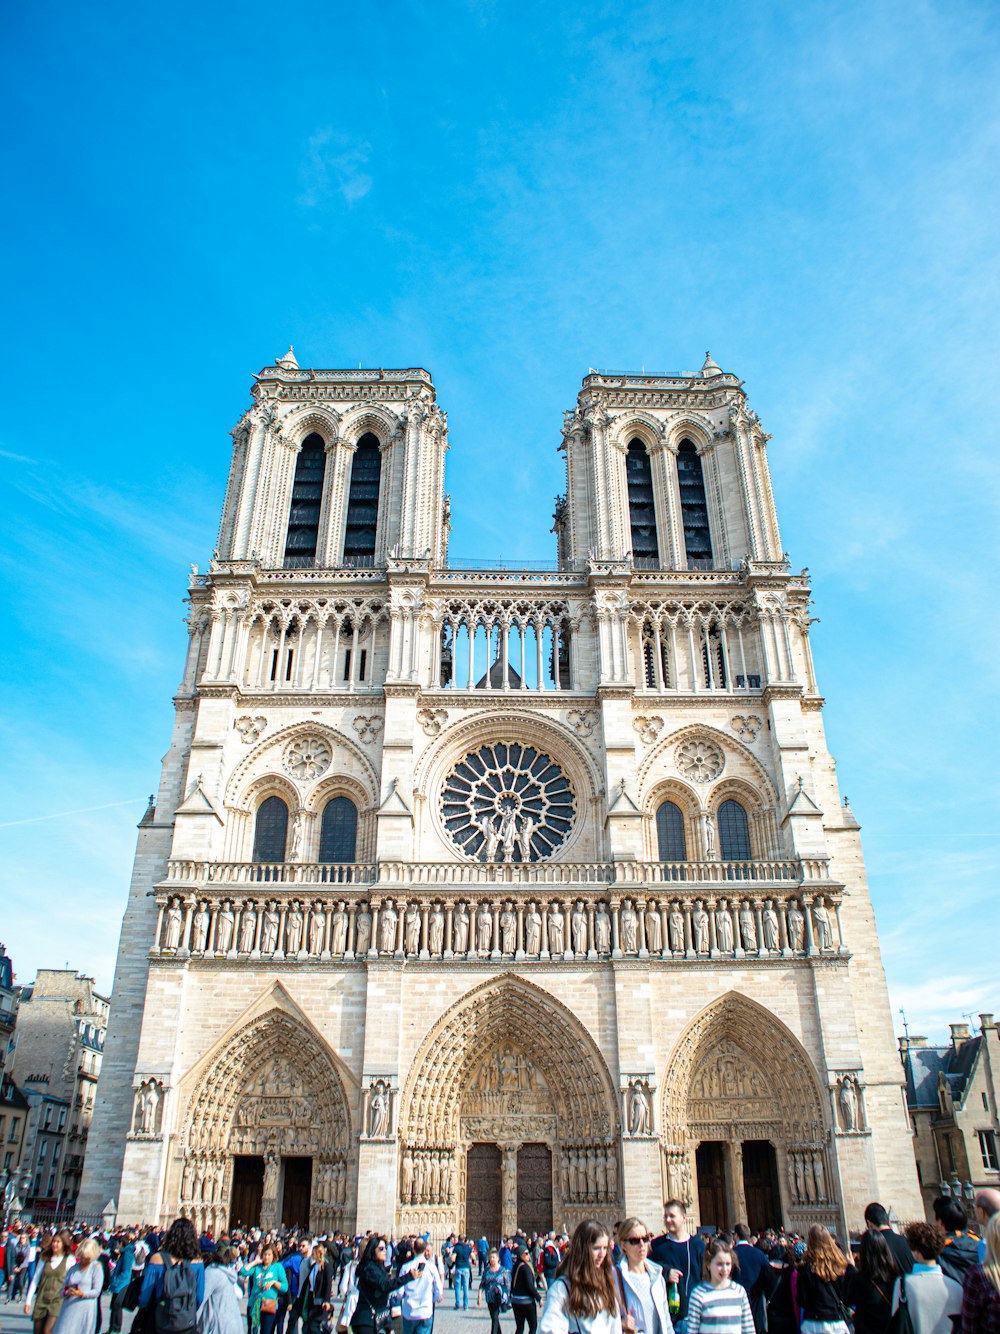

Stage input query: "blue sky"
[{"left": 2, "top": 1, "right": 997, "bottom": 1040}]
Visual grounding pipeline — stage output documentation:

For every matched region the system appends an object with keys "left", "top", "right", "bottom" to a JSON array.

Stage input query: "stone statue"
[
  {"left": 285, "top": 903, "right": 303, "bottom": 954},
  {"left": 137, "top": 1080, "right": 161, "bottom": 1134},
  {"left": 479, "top": 814, "right": 500, "bottom": 861},
  {"left": 762, "top": 903, "right": 779, "bottom": 951},
  {"left": 547, "top": 904, "right": 564, "bottom": 953},
  {"left": 571, "top": 902, "right": 587, "bottom": 954},
  {"left": 453, "top": 903, "right": 470, "bottom": 953},
  {"left": 645, "top": 903, "right": 662, "bottom": 952},
  {"left": 595, "top": 906, "right": 611, "bottom": 953},
  {"left": 693, "top": 906, "right": 709, "bottom": 953},
  {"left": 739, "top": 904, "right": 757, "bottom": 951},
  {"left": 606, "top": 1151, "right": 618, "bottom": 1199},
  {"left": 216, "top": 901, "right": 235, "bottom": 953},
  {"left": 369, "top": 1083, "right": 390, "bottom": 1138},
  {"left": 628, "top": 1082, "right": 651, "bottom": 1136},
  {"left": 309, "top": 903, "right": 326, "bottom": 954},
  {"left": 191, "top": 902, "right": 209, "bottom": 952},
  {"left": 669, "top": 907, "right": 684, "bottom": 953},
  {"left": 238, "top": 903, "right": 257, "bottom": 953},
  {"left": 525, "top": 905, "right": 542, "bottom": 955},
  {"left": 355, "top": 905, "right": 372, "bottom": 955},
  {"left": 838, "top": 1076, "right": 859, "bottom": 1131},
  {"left": 260, "top": 902, "right": 279, "bottom": 954},
  {"left": 620, "top": 902, "right": 638, "bottom": 953},
  {"left": 401, "top": 1151, "right": 414, "bottom": 1202},
  {"left": 164, "top": 899, "right": 183, "bottom": 950},
  {"left": 429, "top": 904, "right": 445, "bottom": 955},
  {"left": 814, "top": 1154, "right": 827, "bottom": 1200},
  {"left": 500, "top": 905, "right": 517, "bottom": 954},
  {"left": 500, "top": 809, "right": 518, "bottom": 862},
  {"left": 813, "top": 901, "right": 833, "bottom": 950},
  {"left": 331, "top": 904, "right": 348, "bottom": 954},
  {"left": 289, "top": 811, "right": 304, "bottom": 861},
  {"left": 788, "top": 903, "right": 805, "bottom": 951},
  {"left": 379, "top": 900, "right": 398, "bottom": 953},
  {"left": 476, "top": 903, "right": 493, "bottom": 953},
  {"left": 715, "top": 903, "right": 734, "bottom": 952},
  {"left": 405, "top": 903, "right": 421, "bottom": 954},
  {"left": 518, "top": 815, "right": 536, "bottom": 862}
]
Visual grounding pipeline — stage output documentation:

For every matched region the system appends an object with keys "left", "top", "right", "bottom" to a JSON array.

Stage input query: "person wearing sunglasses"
[
  {"left": 615, "top": 1221, "right": 670, "bottom": 1334},
  {"left": 350, "top": 1238, "right": 420, "bottom": 1334}
]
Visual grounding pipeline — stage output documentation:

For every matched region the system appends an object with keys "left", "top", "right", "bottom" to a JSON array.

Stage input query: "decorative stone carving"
[
  {"left": 692, "top": 903, "right": 710, "bottom": 953},
  {"left": 571, "top": 901, "right": 587, "bottom": 955},
  {"left": 163, "top": 898, "right": 183, "bottom": 950},
  {"left": 283, "top": 735, "right": 332, "bottom": 780},
  {"left": 835, "top": 1074, "right": 866, "bottom": 1133},
  {"left": 812, "top": 900, "right": 833, "bottom": 951},
  {"left": 367, "top": 1079, "right": 393, "bottom": 1139},
  {"left": 417, "top": 708, "right": 448, "bottom": 737},
  {"left": 626, "top": 1079, "right": 653, "bottom": 1136},
  {"left": 260, "top": 902, "right": 280, "bottom": 954},
  {"left": 353, "top": 715, "right": 383, "bottom": 745},
  {"left": 132, "top": 1078, "right": 164, "bottom": 1136},
  {"left": 525, "top": 904, "right": 542, "bottom": 956},
  {"left": 567, "top": 708, "right": 597, "bottom": 738},
  {"left": 476, "top": 903, "right": 493, "bottom": 953},
  {"left": 355, "top": 905, "right": 372, "bottom": 955},
  {"left": 453, "top": 903, "right": 470, "bottom": 953},
  {"left": 739, "top": 903, "right": 757, "bottom": 951},
  {"left": 216, "top": 901, "right": 235, "bottom": 954},
  {"left": 633, "top": 715, "right": 664, "bottom": 745},
  {"left": 500, "top": 904, "right": 517, "bottom": 954},
  {"left": 285, "top": 903, "right": 303, "bottom": 955},
  {"left": 547, "top": 903, "right": 565, "bottom": 954},
  {"left": 439, "top": 743, "right": 576, "bottom": 862},
  {"left": 404, "top": 903, "right": 421, "bottom": 955},
  {"left": 715, "top": 901, "right": 734, "bottom": 952},
  {"left": 762, "top": 902, "right": 779, "bottom": 952},
  {"left": 645, "top": 902, "right": 662, "bottom": 952},
  {"left": 675, "top": 737, "right": 725, "bottom": 783},
  {"left": 669, "top": 906, "right": 685, "bottom": 953},
  {"left": 731, "top": 714, "right": 762, "bottom": 741},
  {"left": 238, "top": 903, "right": 257, "bottom": 953},
  {"left": 787, "top": 902, "right": 805, "bottom": 952},
  {"left": 595, "top": 905, "right": 612, "bottom": 954},
  {"left": 379, "top": 900, "right": 398, "bottom": 953},
  {"left": 331, "top": 903, "right": 348, "bottom": 955},
  {"left": 429, "top": 904, "right": 445, "bottom": 955},
  {"left": 309, "top": 902, "right": 326, "bottom": 955},
  {"left": 191, "top": 902, "right": 210, "bottom": 953},
  {"left": 620, "top": 901, "right": 638, "bottom": 953},
  {"left": 235, "top": 715, "right": 267, "bottom": 744}
]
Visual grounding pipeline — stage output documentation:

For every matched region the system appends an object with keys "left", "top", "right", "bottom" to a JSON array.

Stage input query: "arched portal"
[
  {"left": 399, "top": 976, "right": 621, "bottom": 1237},
  {"left": 661, "top": 993, "right": 836, "bottom": 1234},
  {"left": 180, "top": 1009, "right": 352, "bottom": 1234}
]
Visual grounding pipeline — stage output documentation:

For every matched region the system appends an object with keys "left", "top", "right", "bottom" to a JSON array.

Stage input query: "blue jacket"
[
  {"left": 110, "top": 1245, "right": 136, "bottom": 1296},
  {"left": 138, "top": 1257, "right": 205, "bottom": 1309},
  {"left": 282, "top": 1253, "right": 303, "bottom": 1300}
]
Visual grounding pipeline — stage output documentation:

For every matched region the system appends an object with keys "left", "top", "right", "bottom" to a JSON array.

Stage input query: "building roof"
[{"left": 904, "top": 1036, "right": 982, "bottom": 1108}]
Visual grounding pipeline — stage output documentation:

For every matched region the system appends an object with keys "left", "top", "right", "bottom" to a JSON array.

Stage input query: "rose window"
[
  {"left": 283, "top": 736, "right": 332, "bottom": 780},
  {"left": 675, "top": 737, "right": 725, "bottom": 783},
  {"left": 440, "top": 743, "right": 576, "bottom": 862}
]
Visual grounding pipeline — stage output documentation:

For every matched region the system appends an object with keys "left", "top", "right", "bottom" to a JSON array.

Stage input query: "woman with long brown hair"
[
  {"left": 797, "top": 1225, "right": 851, "bottom": 1334},
  {"left": 23, "top": 1231, "right": 74, "bottom": 1334},
  {"left": 538, "top": 1220, "right": 622, "bottom": 1334}
]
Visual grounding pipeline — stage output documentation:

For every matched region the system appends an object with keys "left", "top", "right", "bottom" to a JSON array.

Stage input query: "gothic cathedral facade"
[{"left": 79, "top": 352, "right": 921, "bottom": 1236}]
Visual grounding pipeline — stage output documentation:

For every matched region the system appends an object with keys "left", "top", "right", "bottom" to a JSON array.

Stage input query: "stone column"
[{"left": 500, "top": 1142, "right": 521, "bottom": 1236}]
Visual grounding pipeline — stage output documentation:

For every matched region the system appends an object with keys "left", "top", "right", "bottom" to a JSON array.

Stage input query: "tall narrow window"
[
  {"left": 717, "top": 799, "right": 751, "bottom": 860},
  {"left": 677, "top": 439, "right": 713, "bottom": 569},
  {"left": 656, "top": 801, "right": 687, "bottom": 860},
  {"left": 252, "top": 796, "right": 289, "bottom": 863},
  {"left": 626, "top": 439, "right": 659, "bottom": 564},
  {"left": 319, "top": 797, "right": 358, "bottom": 863},
  {"left": 283, "top": 433, "right": 327, "bottom": 569},
  {"left": 343, "top": 433, "right": 382, "bottom": 563}
]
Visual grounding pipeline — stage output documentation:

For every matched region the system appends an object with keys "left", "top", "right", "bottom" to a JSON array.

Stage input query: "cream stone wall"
[{"left": 79, "top": 355, "right": 922, "bottom": 1234}]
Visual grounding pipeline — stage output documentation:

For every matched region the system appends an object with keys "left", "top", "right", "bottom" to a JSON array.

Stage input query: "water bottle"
[{"left": 667, "top": 1281, "right": 680, "bottom": 1319}]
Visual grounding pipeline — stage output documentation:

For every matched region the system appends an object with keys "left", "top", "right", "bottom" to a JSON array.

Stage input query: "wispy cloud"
[{"left": 298, "top": 129, "right": 373, "bottom": 207}]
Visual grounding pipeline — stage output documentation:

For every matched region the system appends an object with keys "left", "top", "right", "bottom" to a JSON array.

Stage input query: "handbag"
[
  {"left": 261, "top": 1299, "right": 279, "bottom": 1315},
  {"left": 886, "top": 1276, "right": 915, "bottom": 1334}
]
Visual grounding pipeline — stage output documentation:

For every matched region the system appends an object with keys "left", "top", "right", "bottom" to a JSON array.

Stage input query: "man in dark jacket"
[
  {"left": 731, "top": 1225, "right": 777, "bottom": 1333},
  {"left": 863, "top": 1203, "right": 913, "bottom": 1275},
  {"left": 933, "top": 1196, "right": 981, "bottom": 1282}
]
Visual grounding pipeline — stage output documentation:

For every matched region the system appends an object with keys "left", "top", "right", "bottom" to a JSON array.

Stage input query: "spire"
[
  {"left": 700, "top": 351, "right": 722, "bottom": 377},
  {"left": 275, "top": 345, "right": 299, "bottom": 370}
]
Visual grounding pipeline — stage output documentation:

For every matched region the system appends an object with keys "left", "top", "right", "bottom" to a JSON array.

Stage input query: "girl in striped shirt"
[{"left": 685, "top": 1238, "right": 754, "bottom": 1334}]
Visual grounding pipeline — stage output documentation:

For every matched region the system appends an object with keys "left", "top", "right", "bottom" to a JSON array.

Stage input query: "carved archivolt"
[
  {"left": 225, "top": 720, "right": 379, "bottom": 811},
  {"left": 637, "top": 723, "right": 776, "bottom": 806}
]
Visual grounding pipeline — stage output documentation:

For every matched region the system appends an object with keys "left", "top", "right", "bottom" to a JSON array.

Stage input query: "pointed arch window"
[
  {"left": 717, "top": 798, "right": 751, "bottom": 861},
  {"left": 283, "top": 433, "right": 327, "bottom": 569},
  {"left": 343, "top": 432, "right": 382, "bottom": 564},
  {"left": 656, "top": 800, "right": 687, "bottom": 861},
  {"left": 677, "top": 439, "right": 713, "bottom": 569},
  {"left": 319, "top": 797, "right": 358, "bottom": 863},
  {"left": 626, "top": 438, "right": 659, "bottom": 565},
  {"left": 252, "top": 796, "right": 289, "bottom": 863}
]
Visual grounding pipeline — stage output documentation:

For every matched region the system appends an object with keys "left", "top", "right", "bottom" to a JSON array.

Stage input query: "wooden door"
[
  {"left": 517, "top": 1143, "right": 553, "bottom": 1235},
  {"left": 230, "top": 1155, "right": 264, "bottom": 1229},
  {"left": 742, "top": 1140, "right": 781, "bottom": 1233},
  {"left": 281, "top": 1156, "right": 313, "bottom": 1228},
  {"left": 696, "top": 1141, "right": 727, "bottom": 1230},
  {"left": 466, "top": 1143, "right": 502, "bottom": 1243}
]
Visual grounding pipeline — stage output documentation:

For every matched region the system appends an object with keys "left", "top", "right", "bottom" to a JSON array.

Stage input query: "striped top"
[{"left": 684, "top": 1281, "right": 754, "bottom": 1334}]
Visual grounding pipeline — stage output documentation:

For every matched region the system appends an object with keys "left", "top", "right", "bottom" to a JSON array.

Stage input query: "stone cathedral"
[{"left": 79, "top": 351, "right": 921, "bottom": 1239}]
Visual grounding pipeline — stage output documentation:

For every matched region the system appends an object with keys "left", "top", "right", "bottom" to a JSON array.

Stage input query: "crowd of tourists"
[{"left": 4, "top": 1187, "right": 1000, "bottom": 1334}]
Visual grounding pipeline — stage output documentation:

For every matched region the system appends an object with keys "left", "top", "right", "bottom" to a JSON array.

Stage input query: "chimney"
[
  {"left": 981, "top": 1014, "right": 995, "bottom": 1031},
  {"left": 950, "top": 1023, "right": 971, "bottom": 1048}
]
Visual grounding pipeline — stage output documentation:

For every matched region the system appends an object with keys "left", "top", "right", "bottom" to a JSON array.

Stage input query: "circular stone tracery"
[
  {"left": 440, "top": 743, "right": 576, "bottom": 862},
  {"left": 283, "top": 736, "right": 333, "bottom": 780},
  {"left": 675, "top": 737, "right": 724, "bottom": 783}
]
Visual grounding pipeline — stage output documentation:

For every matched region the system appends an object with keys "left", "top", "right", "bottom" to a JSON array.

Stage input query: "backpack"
[{"left": 155, "top": 1255, "right": 199, "bottom": 1334}]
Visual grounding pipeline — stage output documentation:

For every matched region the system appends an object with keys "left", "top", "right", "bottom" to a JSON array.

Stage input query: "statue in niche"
[
  {"left": 134, "top": 1080, "right": 162, "bottom": 1134},
  {"left": 309, "top": 902, "right": 326, "bottom": 954},
  {"left": 813, "top": 901, "right": 833, "bottom": 950},
  {"left": 547, "top": 904, "right": 564, "bottom": 954},
  {"left": 478, "top": 814, "right": 500, "bottom": 862},
  {"left": 405, "top": 903, "right": 421, "bottom": 954},
  {"left": 739, "top": 903, "right": 757, "bottom": 950},
  {"left": 500, "top": 905, "right": 517, "bottom": 954},
  {"left": 413, "top": 1154, "right": 425, "bottom": 1201},
  {"left": 453, "top": 903, "right": 470, "bottom": 953},
  {"left": 620, "top": 902, "right": 638, "bottom": 953},
  {"left": 571, "top": 902, "right": 587, "bottom": 954},
  {"left": 693, "top": 905, "right": 709, "bottom": 953},
  {"left": 289, "top": 811, "right": 304, "bottom": 861},
  {"left": 191, "top": 902, "right": 210, "bottom": 952},
  {"left": 595, "top": 906, "right": 611, "bottom": 953},
  {"left": 379, "top": 900, "right": 398, "bottom": 953},
  {"left": 787, "top": 903, "right": 805, "bottom": 951},
  {"left": 606, "top": 1152, "right": 618, "bottom": 1199},
  {"left": 628, "top": 1082, "right": 651, "bottom": 1136},
  {"left": 500, "top": 809, "right": 518, "bottom": 862},
  {"left": 429, "top": 904, "right": 445, "bottom": 955},
  {"left": 163, "top": 899, "right": 183, "bottom": 950},
  {"left": 369, "top": 1082, "right": 391, "bottom": 1138},
  {"left": 238, "top": 903, "right": 257, "bottom": 953},
  {"left": 331, "top": 903, "right": 349, "bottom": 954},
  {"left": 216, "top": 901, "right": 235, "bottom": 953},
  {"left": 430, "top": 1153, "right": 441, "bottom": 1200},
  {"left": 837, "top": 1075, "right": 860, "bottom": 1131},
  {"left": 525, "top": 904, "right": 542, "bottom": 955},
  {"left": 518, "top": 816, "right": 536, "bottom": 862},
  {"left": 355, "top": 905, "right": 372, "bottom": 955},
  {"left": 762, "top": 903, "right": 779, "bottom": 951},
  {"left": 669, "top": 907, "right": 684, "bottom": 953},
  {"left": 260, "top": 902, "right": 279, "bottom": 954},
  {"left": 645, "top": 903, "right": 662, "bottom": 952},
  {"left": 814, "top": 1154, "right": 827, "bottom": 1200},
  {"left": 476, "top": 903, "right": 493, "bottom": 953},
  {"left": 715, "top": 903, "right": 734, "bottom": 952}
]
